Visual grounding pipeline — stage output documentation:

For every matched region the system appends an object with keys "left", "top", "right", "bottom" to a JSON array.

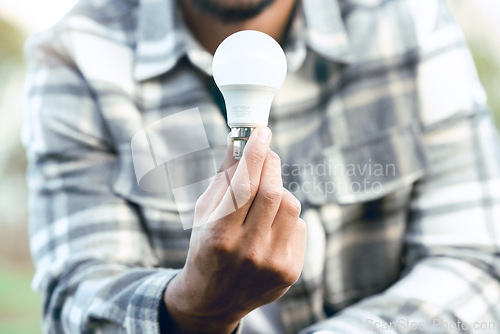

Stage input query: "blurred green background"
[{"left": 0, "top": 0, "right": 499, "bottom": 333}]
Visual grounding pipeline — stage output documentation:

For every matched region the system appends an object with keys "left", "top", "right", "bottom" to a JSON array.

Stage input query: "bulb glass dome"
[
  {"left": 212, "top": 30, "right": 288, "bottom": 159},
  {"left": 213, "top": 30, "right": 287, "bottom": 88}
]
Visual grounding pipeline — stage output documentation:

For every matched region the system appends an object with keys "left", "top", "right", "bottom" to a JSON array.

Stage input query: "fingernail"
[{"left": 258, "top": 127, "right": 271, "bottom": 144}]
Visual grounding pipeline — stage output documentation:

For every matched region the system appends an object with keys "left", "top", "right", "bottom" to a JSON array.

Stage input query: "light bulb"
[{"left": 212, "top": 30, "right": 287, "bottom": 159}]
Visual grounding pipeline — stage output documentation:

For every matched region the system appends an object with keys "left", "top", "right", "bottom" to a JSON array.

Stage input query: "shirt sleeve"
[
  {"left": 300, "top": 108, "right": 500, "bottom": 334},
  {"left": 23, "top": 28, "right": 180, "bottom": 333},
  {"left": 299, "top": 4, "right": 500, "bottom": 334}
]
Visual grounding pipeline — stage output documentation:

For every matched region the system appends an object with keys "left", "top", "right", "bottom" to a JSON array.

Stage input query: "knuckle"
[
  {"left": 273, "top": 262, "right": 300, "bottom": 286},
  {"left": 258, "top": 255, "right": 300, "bottom": 286},
  {"left": 260, "top": 187, "right": 283, "bottom": 206},
  {"left": 194, "top": 193, "right": 210, "bottom": 210},
  {"left": 283, "top": 195, "right": 302, "bottom": 217},
  {"left": 246, "top": 147, "right": 267, "bottom": 164},
  {"left": 194, "top": 197, "right": 204, "bottom": 213},
  {"left": 248, "top": 181, "right": 259, "bottom": 197},
  {"left": 232, "top": 181, "right": 258, "bottom": 200},
  {"left": 267, "top": 150, "right": 281, "bottom": 164},
  {"left": 282, "top": 267, "right": 301, "bottom": 285},
  {"left": 241, "top": 247, "right": 262, "bottom": 268},
  {"left": 209, "top": 235, "right": 233, "bottom": 256},
  {"left": 193, "top": 198, "right": 205, "bottom": 220}
]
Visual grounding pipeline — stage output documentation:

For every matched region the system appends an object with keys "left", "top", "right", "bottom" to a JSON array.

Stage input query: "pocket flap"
[{"left": 298, "top": 124, "right": 427, "bottom": 205}]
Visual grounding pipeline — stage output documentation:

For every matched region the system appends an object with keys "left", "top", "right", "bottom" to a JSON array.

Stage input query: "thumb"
[{"left": 194, "top": 133, "right": 239, "bottom": 224}]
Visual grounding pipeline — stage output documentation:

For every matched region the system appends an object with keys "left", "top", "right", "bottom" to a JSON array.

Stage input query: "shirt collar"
[
  {"left": 133, "top": 0, "right": 353, "bottom": 82},
  {"left": 299, "top": 0, "right": 353, "bottom": 63}
]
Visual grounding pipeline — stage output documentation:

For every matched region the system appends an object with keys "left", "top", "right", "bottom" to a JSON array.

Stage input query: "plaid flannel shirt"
[{"left": 23, "top": 0, "right": 500, "bottom": 333}]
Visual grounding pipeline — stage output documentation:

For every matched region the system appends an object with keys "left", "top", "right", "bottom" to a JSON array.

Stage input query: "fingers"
[
  {"left": 244, "top": 149, "right": 283, "bottom": 233},
  {"left": 210, "top": 127, "right": 272, "bottom": 224},
  {"left": 195, "top": 136, "right": 236, "bottom": 224},
  {"left": 276, "top": 216, "right": 307, "bottom": 285},
  {"left": 270, "top": 189, "right": 303, "bottom": 247},
  {"left": 216, "top": 133, "right": 238, "bottom": 175}
]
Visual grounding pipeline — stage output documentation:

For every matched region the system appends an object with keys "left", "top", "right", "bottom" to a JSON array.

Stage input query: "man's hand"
[{"left": 164, "top": 127, "right": 307, "bottom": 334}]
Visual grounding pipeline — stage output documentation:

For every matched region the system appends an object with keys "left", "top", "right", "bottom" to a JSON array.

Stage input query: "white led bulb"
[{"left": 212, "top": 30, "right": 287, "bottom": 159}]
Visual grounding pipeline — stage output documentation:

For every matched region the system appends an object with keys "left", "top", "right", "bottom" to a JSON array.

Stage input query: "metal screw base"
[{"left": 231, "top": 127, "right": 254, "bottom": 160}]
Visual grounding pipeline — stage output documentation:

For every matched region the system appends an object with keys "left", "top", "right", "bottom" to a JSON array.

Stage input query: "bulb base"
[
  {"left": 220, "top": 84, "right": 277, "bottom": 128},
  {"left": 231, "top": 127, "right": 254, "bottom": 160}
]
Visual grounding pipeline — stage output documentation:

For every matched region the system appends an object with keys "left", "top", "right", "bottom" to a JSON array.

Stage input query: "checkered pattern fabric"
[{"left": 23, "top": 0, "right": 500, "bottom": 333}]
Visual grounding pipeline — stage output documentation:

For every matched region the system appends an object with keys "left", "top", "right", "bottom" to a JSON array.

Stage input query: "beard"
[{"left": 190, "top": 0, "right": 276, "bottom": 23}]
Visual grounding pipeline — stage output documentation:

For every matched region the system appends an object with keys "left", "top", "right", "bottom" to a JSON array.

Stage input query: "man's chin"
[{"left": 190, "top": 0, "right": 276, "bottom": 23}]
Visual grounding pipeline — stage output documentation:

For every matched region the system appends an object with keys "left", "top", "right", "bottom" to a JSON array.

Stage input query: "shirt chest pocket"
[
  {"left": 296, "top": 123, "right": 428, "bottom": 206},
  {"left": 288, "top": 123, "right": 427, "bottom": 310}
]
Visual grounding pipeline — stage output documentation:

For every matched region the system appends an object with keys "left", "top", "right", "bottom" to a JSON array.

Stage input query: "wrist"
[{"left": 163, "top": 273, "right": 241, "bottom": 334}]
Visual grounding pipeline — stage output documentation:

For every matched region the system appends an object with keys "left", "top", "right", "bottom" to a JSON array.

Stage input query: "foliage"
[{"left": 0, "top": 267, "right": 42, "bottom": 334}]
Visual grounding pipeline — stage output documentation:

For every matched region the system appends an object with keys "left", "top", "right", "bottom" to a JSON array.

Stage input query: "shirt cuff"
[{"left": 127, "top": 268, "right": 180, "bottom": 334}]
